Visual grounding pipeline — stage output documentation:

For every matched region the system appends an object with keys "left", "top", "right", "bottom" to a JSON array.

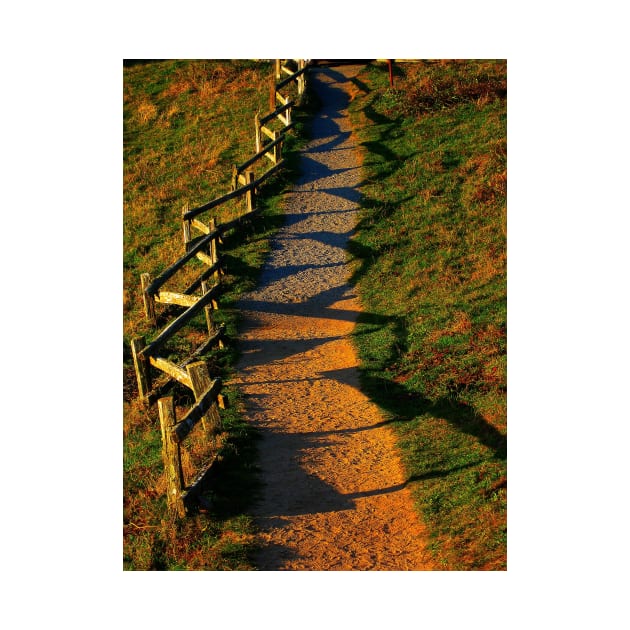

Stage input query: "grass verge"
[
  {"left": 123, "top": 59, "right": 316, "bottom": 570},
  {"left": 347, "top": 60, "right": 507, "bottom": 570}
]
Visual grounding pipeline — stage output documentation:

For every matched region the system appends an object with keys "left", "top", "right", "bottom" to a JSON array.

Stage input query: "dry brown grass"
[
  {"left": 401, "top": 60, "right": 507, "bottom": 117},
  {"left": 135, "top": 101, "right": 158, "bottom": 125},
  {"left": 348, "top": 60, "right": 506, "bottom": 570},
  {"left": 124, "top": 60, "right": 284, "bottom": 570}
]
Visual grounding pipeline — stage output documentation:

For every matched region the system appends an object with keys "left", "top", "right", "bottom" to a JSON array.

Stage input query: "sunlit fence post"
[{"left": 130, "top": 60, "right": 310, "bottom": 517}]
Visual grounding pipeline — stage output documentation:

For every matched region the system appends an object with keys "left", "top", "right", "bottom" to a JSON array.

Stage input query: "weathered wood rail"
[
  {"left": 158, "top": 368, "right": 224, "bottom": 518},
  {"left": 130, "top": 60, "right": 311, "bottom": 517}
]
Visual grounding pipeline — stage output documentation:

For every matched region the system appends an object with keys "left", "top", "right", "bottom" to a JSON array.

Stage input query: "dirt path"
[{"left": 232, "top": 65, "right": 434, "bottom": 570}]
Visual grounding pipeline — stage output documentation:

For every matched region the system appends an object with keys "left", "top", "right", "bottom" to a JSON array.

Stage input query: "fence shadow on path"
[
  {"left": 254, "top": 432, "right": 357, "bottom": 520},
  {"left": 236, "top": 64, "right": 506, "bottom": 569},
  {"left": 232, "top": 65, "right": 436, "bottom": 567},
  {"left": 238, "top": 283, "right": 364, "bottom": 322},
  {"left": 357, "top": 368, "right": 507, "bottom": 461}
]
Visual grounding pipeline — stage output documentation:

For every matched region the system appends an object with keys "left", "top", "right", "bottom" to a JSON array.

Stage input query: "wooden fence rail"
[
  {"left": 158, "top": 368, "right": 224, "bottom": 517},
  {"left": 275, "top": 63, "right": 307, "bottom": 90},
  {"left": 130, "top": 60, "right": 310, "bottom": 517},
  {"left": 234, "top": 132, "right": 287, "bottom": 185},
  {"left": 132, "top": 198, "right": 271, "bottom": 405}
]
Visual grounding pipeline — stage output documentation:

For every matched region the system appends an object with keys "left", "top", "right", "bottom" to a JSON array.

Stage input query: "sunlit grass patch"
[
  {"left": 123, "top": 59, "right": 313, "bottom": 570},
  {"left": 348, "top": 60, "right": 507, "bottom": 570}
]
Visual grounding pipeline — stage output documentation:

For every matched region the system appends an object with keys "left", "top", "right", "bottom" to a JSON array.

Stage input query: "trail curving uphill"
[{"left": 233, "top": 65, "right": 434, "bottom": 570}]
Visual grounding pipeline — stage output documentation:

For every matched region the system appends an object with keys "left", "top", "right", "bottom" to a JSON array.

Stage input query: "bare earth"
[{"left": 232, "top": 65, "right": 434, "bottom": 570}]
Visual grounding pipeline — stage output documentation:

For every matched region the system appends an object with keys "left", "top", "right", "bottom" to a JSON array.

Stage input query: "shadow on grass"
[
  {"left": 123, "top": 59, "right": 166, "bottom": 67},
  {"left": 346, "top": 226, "right": 410, "bottom": 288},
  {"left": 349, "top": 75, "right": 370, "bottom": 95},
  {"left": 355, "top": 352, "right": 506, "bottom": 461},
  {"left": 352, "top": 311, "right": 505, "bottom": 461},
  {"left": 189, "top": 405, "right": 264, "bottom": 519}
]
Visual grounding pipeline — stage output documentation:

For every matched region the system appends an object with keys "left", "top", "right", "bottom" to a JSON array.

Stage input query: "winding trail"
[{"left": 232, "top": 65, "right": 434, "bottom": 570}]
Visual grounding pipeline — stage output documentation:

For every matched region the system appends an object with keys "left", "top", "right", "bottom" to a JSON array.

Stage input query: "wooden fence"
[{"left": 130, "top": 59, "right": 310, "bottom": 517}]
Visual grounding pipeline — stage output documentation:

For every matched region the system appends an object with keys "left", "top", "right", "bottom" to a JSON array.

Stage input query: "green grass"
[
  {"left": 347, "top": 60, "right": 507, "bottom": 570},
  {"left": 123, "top": 59, "right": 314, "bottom": 570},
  {"left": 123, "top": 59, "right": 506, "bottom": 570}
]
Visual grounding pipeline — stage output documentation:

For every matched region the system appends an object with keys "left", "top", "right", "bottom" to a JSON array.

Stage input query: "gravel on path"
[{"left": 232, "top": 65, "right": 434, "bottom": 570}]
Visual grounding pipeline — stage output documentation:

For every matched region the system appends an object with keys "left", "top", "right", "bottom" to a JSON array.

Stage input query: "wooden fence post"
[
  {"left": 208, "top": 218, "right": 220, "bottom": 286},
  {"left": 182, "top": 202, "right": 191, "bottom": 246},
  {"left": 140, "top": 273, "right": 157, "bottom": 326},
  {"left": 202, "top": 270, "right": 224, "bottom": 349},
  {"left": 298, "top": 59, "right": 305, "bottom": 95},
  {"left": 275, "top": 59, "right": 281, "bottom": 80},
  {"left": 201, "top": 279, "right": 216, "bottom": 338},
  {"left": 273, "top": 130, "right": 282, "bottom": 163},
  {"left": 269, "top": 78, "right": 276, "bottom": 110},
  {"left": 131, "top": 337, "right": 151, "bottom": 400},
  {"left": 186, "top": 361, "right": 223, "bottom": 441},
  {"left": 254, "top": 113, "right": 261, "bottom": 153},
  {"left": 245, "top": 170, "right": 255, "bottom": 213},
  {"left": 158, "top": 396, "right": 186, "bottom": 518}
]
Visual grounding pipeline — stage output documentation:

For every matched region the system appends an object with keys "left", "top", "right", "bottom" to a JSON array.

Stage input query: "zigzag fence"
[{"left": 130, "top": 59, "right": 310, "bottom": 517}]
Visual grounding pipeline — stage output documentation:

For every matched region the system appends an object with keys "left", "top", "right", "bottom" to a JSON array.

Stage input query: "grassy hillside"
[
  {"left": 124, "top": 60, "right": 277, "bottom": 344},
  {"left": 347, "top": 60, "right": 507, "bottom": 569},
  {"left": 123, "top": 59, "right": 309, "bottom": 570},
  {"left": 123, "top": 59, "right": 506, "bottom": 570}
]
